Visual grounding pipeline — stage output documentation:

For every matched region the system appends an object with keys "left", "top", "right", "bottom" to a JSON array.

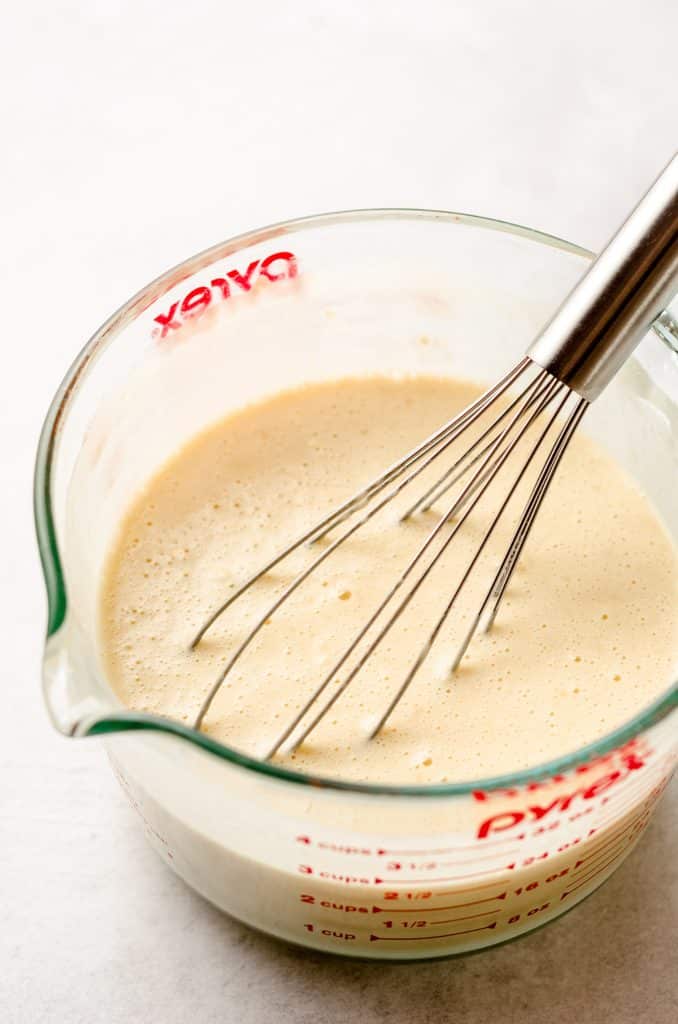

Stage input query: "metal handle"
[{"left": 527, "top": 152, "right": 678, "bottom": 402}]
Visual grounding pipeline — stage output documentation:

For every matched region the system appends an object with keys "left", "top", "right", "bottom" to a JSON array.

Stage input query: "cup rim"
[{"left": 34, "top": 207, "right": 678, "bottom": 798}]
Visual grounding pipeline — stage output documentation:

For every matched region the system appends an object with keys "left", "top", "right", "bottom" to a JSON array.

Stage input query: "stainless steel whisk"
[{"left": 192, "top": 154, "right": 678, "bottom": 758}]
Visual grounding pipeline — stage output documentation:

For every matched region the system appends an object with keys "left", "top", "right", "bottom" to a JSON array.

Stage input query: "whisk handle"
[{"left": 528, "top": 151, "right": 678, "bottom": 402}]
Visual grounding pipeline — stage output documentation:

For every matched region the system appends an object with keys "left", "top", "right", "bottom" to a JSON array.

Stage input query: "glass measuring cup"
[{"left": 35, "top": 210, "right": 678, "bottom": 959}]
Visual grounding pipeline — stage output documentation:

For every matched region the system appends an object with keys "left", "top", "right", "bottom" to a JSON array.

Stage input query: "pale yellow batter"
[{"left": 100, "top": 376, "right": 677, "bottom": 784}]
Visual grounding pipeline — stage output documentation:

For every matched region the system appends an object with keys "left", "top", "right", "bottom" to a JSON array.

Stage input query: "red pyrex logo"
[
  {"left": 152, "top": 250, "right": 298, "bottom": 339},
  {"left": 475, "top": 741, "right": 648, "bottom": 840}
]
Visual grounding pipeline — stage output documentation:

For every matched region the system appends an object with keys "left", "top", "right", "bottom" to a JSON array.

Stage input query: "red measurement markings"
[
  {"left": 299, "top": 894, "right": 370, "bottom": 914},
  {"left": 573, "top": 816, "right": 644, "bottom": 869},
  {"left": 303, "top": 925, "right": 356, "bottom": 941},
  {"left": 294, "top": 834, "right": 524, "bottom": 857},
  {"left": 374, "top": 865, "right": 513, "bottom": 885},
  {"left": 298, "top": 866, "right": 372, "bottom": 883},
  {"left": 372, "top": 891, "right": 506, "bottom": 913},
  {"left": 595, "top": 771, "right": 668, "bottom": 817},
  {"left": 526, "top": 805, "right": 599, "bottom": 838},
  {"left": 572, "top": 836, "right": 635, "bottom": 878},
  {"left": 567, "top": 776, "right": 664, "bottom": 836},
  {"left": 375, "top": 876, "right": 508, "bottom": 894},
  {"left": 296, "top": 836, "right": 372, "bottom": 855},
  {"left": 570, "top": 813, "right": 642, "bottom": 863},
  {"left": 593, "top": 790, "right": 658, "bottom": 831},
  {"left": 505, "top": 901, "right": 552, "bottom": 925},
  {"left": 601, "top": 792, "right": 662, "bottom": 826},
  {"left": 590, "top": 795, "right": 667, "bottom": 863},
  {"left": 376, "top": 911, "right": 497, "bottom": 932},
  {"left": 599, "top": 790, "right": 653, "bottom": 821},
  {"left": 382, "top": 851, "right": 518, "bottom": 871},
  {"left": 593, "top": 807, "right": 643, "bottom": 833},
  {"left": 370, "top": 922, "right": 497, "bottom": 942},
  {"left": 376, "top": 835, "right": 526, "bottom": 856},
  {"left": 561, "top": 847, "right": 631, "bottom": 899}
]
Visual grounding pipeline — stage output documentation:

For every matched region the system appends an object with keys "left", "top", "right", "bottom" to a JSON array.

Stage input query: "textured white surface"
[{"left": 2, "top": 2, "right": 677, "bottom": 1021}]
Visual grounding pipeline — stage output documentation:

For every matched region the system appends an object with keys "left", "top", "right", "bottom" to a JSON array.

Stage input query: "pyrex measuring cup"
[{"left": 35, "top": 210, "right": 678, "bottom": 959}]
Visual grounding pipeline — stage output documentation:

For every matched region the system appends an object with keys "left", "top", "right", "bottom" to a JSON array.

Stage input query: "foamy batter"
[{"left": 101, "top": 376, "right": 677, "bottom": 784}]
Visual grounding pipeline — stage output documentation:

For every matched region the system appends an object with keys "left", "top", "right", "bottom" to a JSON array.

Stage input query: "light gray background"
[{"left": 2, "top": 2, "right": 676, "bottom": 1022}]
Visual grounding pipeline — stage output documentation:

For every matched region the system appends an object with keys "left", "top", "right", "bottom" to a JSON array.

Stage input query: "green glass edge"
[
  {"left": 35, "top": 415, "right": 66, "bottom": 635},
  {"left": 86, "top": 684, "right": 677, "bottom": 797},
  {"left": 34, "top": 207, "right": 678, "bottom": 798}
]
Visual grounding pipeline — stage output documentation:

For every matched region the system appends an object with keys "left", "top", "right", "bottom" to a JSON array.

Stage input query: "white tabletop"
[{"left": 3, "top": 2, "right": 677, "bottom": 1022}]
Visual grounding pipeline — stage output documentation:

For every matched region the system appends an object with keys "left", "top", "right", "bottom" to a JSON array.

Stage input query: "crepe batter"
[{"left": 100, "top": 375, "right": 677, "bottom": 784}]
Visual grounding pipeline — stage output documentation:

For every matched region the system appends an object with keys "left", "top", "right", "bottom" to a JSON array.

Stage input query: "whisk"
[{"left": 192, "top": 154, "right": 678, "bottom": 759}]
